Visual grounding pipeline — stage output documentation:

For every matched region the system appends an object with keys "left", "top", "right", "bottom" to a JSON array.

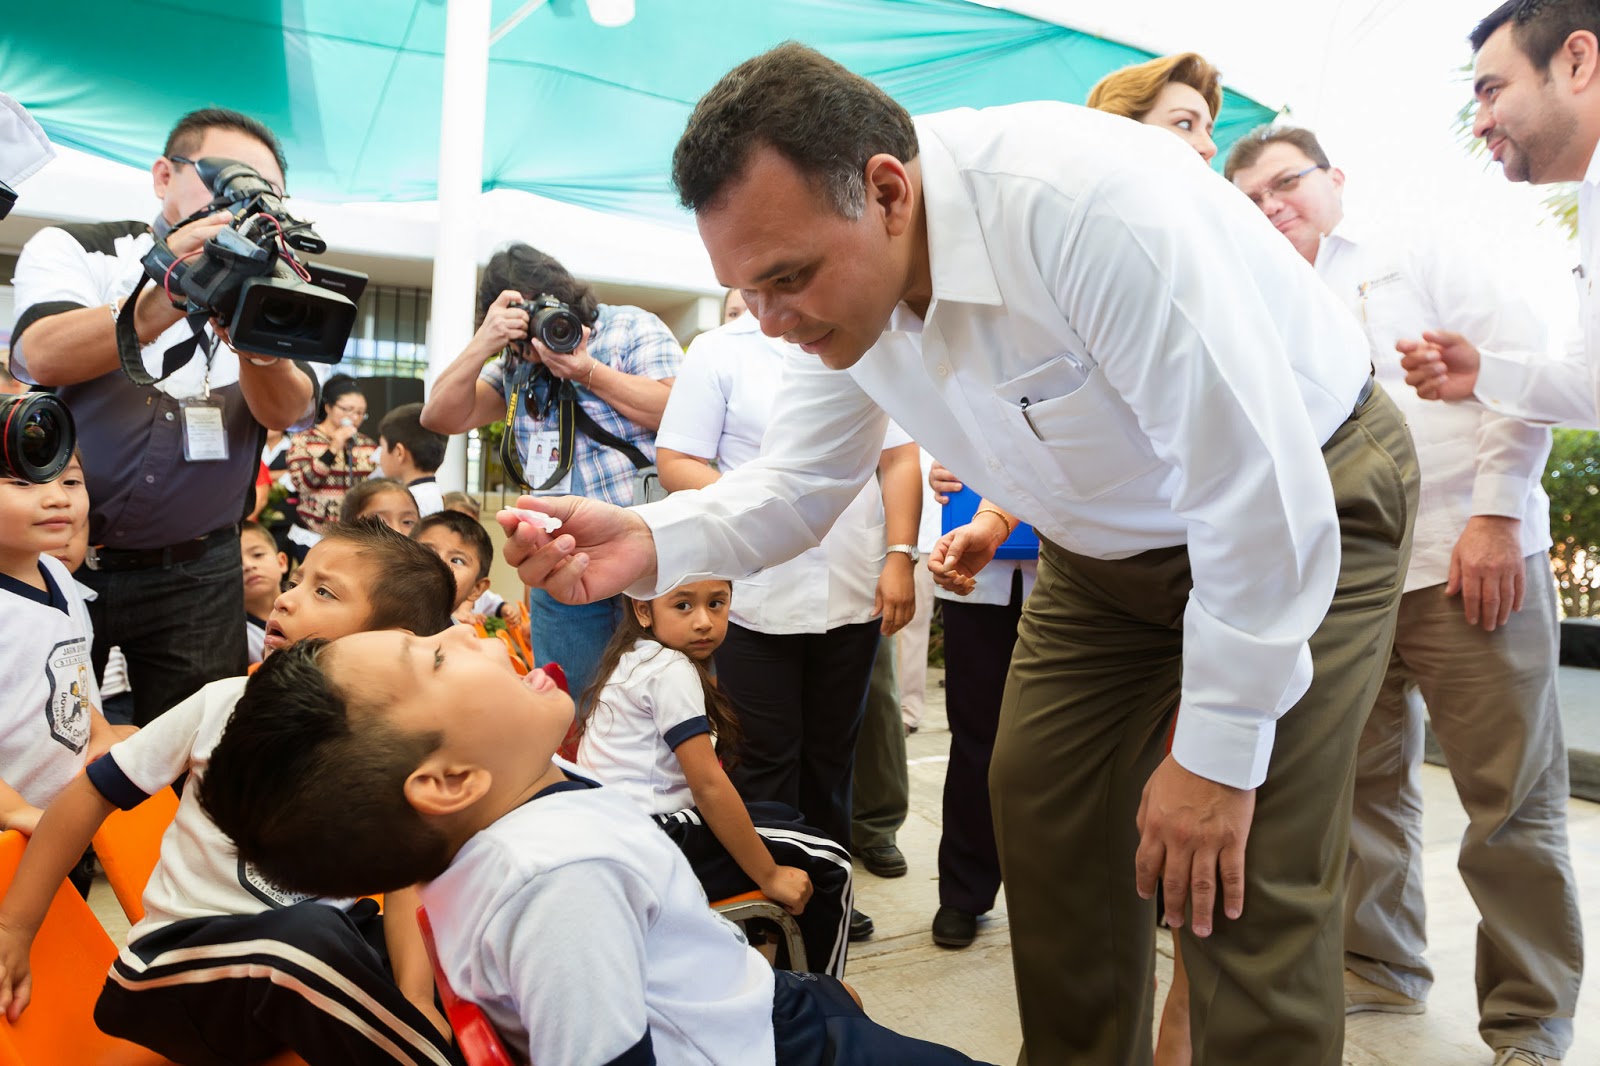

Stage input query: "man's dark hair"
[
  {"left": 1472, "top": 1, "right": 1600, "bottom": 62},
  {"left": 198, "top": 638, "right": 451, "bottom": 897},
  {"left": 671, "top": 41, "right": 919, "bottom": 218},
  {"left": 164, "top": 107, "right": 289, "bottom": 179},
  {"left": 476, "top": 243, "right": 598, "bottom": 328},
  {"left": 377, "top": 402, "right": 446, "bottom": 473},
  {"left": 413, "top": 509, "right": 493, "bottom": 584},
  {"left": 1223, "top": 124, "right": 1333, "bottom": 182},
  {"left": 320, "top": 516, "right": 454, "bottom": 634}
]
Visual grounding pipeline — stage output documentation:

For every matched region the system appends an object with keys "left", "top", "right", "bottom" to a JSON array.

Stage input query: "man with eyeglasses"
[
  {"left": 8, "top": 108, "right": 317, "bottom": 726},
  {"left": 1229, "top": 124, "right": 1579, "bottom": 1066}
]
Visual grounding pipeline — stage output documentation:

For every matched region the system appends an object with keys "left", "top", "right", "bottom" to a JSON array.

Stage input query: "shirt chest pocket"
[{"left": 993, "top": 356, "right": 1163, "bottom": 500}]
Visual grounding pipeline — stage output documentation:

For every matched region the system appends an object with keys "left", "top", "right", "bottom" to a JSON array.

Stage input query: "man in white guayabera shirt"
[{"left": 498, "top": 43, "right": 1418, "bottom": 1066}]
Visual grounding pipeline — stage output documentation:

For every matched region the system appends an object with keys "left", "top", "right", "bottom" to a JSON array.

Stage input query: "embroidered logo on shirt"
[
  {"left": 1356, "top": 273, "right": 1403, "bottom": 299},
  {"left": 238, "top": 856, "right": 316, "bottom": 908},
  {"left": 43, "top": 637, "right": 91, "bottom": 754}
]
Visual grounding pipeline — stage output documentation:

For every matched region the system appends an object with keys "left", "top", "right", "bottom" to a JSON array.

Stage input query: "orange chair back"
[
  {"left": 90, "top": 788, "right": 180, "bottom": 925},
  {"left": 414, "top": 907, "right": 516, "bottom": 1066}
]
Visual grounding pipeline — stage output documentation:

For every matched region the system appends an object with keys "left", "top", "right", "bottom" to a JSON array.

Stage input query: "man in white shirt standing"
[
  {"left": 499, "top": 44, "right": 1417, "bottom": 1065},
  {"left": 1402, "top": 1, "right": 1600, "bottom": 425},
  {"left": 1230, "top": 125, "right": 1580, "bottom": 1066}
]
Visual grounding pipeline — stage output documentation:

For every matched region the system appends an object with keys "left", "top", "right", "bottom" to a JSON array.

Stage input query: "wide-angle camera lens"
[{"left": 0, "top": 393, "right": 77, "bottom": 484}]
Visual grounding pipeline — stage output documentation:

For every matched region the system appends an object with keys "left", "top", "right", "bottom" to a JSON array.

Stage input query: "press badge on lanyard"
[{"left": 180, "top": 346, "right": 228, "bottom": 462}]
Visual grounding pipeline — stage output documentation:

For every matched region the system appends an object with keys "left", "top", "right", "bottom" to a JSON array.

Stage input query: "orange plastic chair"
[
  {"left": 91, "top": 788, "right": 180, "bottom": 924},
  {"left": 415, "top": 907, "right": 516, "bottom": 1066},
  {"left": 710, "top": 891, "right": 808, "bottom": 973},
  {"left": 0, "top": 831, "right": 307, "bottom": 1066}
]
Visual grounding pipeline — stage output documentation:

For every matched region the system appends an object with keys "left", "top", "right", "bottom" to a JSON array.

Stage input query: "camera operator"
[
  {"left": 422, "top": 242, "right": 680, "bottom": 695},
  {"left": 7, "top": 108, "right": 317, "bottom": 726}
]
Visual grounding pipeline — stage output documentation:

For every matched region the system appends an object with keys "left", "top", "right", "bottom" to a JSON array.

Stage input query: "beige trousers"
[
  {"left": 1345, "top": 554, "right": 1581, "bottom": 1058},
  {"left": 990, "top": 384, "right": 1418, "bottom": 1066}
]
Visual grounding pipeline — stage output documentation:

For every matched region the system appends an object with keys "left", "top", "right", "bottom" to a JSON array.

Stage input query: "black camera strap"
[
  {"left": 114, "top": 268, "right": 212, "bottom": 387},
  {"left": 500, "top": 361, "right": 650, "bottom": 492}
]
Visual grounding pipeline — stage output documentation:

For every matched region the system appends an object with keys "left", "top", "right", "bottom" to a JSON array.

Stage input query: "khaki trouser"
[
  {"left": 990, "top": 384, "right": 1418, "bottom": 1066},
  {"left": 1345, "top": 554, "right": 1581, "bottom": 1058},
  {"left": 898, "top": 562, "right": 938, "bottom": 730}
]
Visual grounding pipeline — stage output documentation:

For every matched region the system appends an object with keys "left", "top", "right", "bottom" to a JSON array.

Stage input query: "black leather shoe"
[
  {"left": 859, "top": 844, "right": 908, "bottom": 878},
  {"left": 931, "top": 905, "right": 978, "bottom": 948},
  {"left": 848, "top": 908, "right": 875, "bottom": 942}
]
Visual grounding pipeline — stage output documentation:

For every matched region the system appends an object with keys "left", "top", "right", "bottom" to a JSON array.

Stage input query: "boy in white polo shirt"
[
  {"left": 0, "top": 519, "right": 462, "bottom": 1066},
  {"left": 0, "top": 451, "right": 122, "bottom": 837},
  {"left": 196, "top": 626, "right": 995, "bottom": 1066}
]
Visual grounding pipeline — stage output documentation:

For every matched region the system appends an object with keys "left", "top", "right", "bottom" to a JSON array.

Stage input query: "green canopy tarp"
[{"left": 2, "top": 0, "right": 1275, "bottom": 221}]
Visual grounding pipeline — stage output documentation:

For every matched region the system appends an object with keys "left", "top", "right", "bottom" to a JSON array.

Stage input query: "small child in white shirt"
[
  {"left": 578, "top": 579, "right": 855, "bottom": 977},
  {"left": 240, "top": 520, "right": 289, "bottom": 665},
  {"left": 193, "top": 627, "right": 994, "bottom": 1066},
  {"left": 0, "top": 452, "right": 121, "bottom": 836}
]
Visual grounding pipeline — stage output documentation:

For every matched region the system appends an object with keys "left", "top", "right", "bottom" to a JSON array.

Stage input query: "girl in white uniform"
[{"left": 578, "top": 578, "right": 855, "bottom": 977}]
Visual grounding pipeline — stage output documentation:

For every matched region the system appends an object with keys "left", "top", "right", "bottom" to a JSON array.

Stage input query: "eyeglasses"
[
  {"left": 1243, "top": 164, "right": 1325, "bottom": 208},
  {"left": 167, "top": 154, "right": 285, "bottom": 198},
  {"left": 331, "top": 403, "right": 367, "bottom": 419}
]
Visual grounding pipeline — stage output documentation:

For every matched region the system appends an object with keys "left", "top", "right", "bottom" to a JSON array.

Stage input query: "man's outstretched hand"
[
  {"left": 1398, "top": 330, "right": 1482, "bottom": 402},
  {"left": 498, "top": 496, "right": 658, "bottom": 604}
]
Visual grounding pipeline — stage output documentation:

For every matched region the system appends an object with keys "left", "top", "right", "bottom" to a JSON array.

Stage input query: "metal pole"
[{"left": 427, "top": 0, "right": 492, "bottom": 493}]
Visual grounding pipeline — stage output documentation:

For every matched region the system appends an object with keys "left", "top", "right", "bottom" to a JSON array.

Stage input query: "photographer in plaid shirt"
[{"left": 423, "top": 242, "right": 681, "bottom": 694}]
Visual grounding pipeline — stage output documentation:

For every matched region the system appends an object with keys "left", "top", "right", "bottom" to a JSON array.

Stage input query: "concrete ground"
[
  {"left": 847, "top": 668, "right": 1600, "bottom": 1066},
  {"left": 87, "top": 664, "right": 1598, "bottom": 1065}
]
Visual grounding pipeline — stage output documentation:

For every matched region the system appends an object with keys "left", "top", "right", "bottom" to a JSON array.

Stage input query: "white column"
[{"left": 427, "top": 0, "right": 492, "bottom": 493}]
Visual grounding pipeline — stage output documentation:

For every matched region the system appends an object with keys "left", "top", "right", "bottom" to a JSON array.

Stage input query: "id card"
[
  {"left": 180, "top": 397, "right": 229, "bottom": 462},
  {"left": 525, "top": 429, "right": 572, "bottom": 494}
]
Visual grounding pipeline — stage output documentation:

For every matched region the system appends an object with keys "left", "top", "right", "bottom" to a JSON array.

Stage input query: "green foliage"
[{"left": 1545, "top": 429, "right": 1600, "bottom": 616}]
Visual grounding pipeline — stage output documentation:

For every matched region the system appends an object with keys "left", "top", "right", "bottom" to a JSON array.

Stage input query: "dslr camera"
[
  {"left": 513, "top": 294, "right": 585, "bottom": 355},
  {"left": 0, "top": 393, "right": 75, "bottom": 484},
  {"left": 141, "top": 158, "right": 366, "bottom": 363}
]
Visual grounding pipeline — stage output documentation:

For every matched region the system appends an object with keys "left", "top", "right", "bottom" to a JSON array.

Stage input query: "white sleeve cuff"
[
  {"left": 1470, "top": 474, "right": 1531, "bottom": 518},
  {"left": 1169, "top": 705, "right": 1276, "bottom": 790}
]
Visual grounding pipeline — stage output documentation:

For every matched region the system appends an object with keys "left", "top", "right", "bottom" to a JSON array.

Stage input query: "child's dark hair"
[
  {"left": 339, "top": 478, "right": 415, "bottom": 524},
  {"left": 376, "top": 402, "right": 446, "bottom": 473},
  {"left": 413, "top": 510, "right": 493, "bottom": 584},
  {"left": 441, "top": 491, "right": 481, "bottom": 519},
  {"left": 199, "top": 638, "right": 451, "bottom": 897},
  {"left": 240, "top": 519, "right": 276, "bottom": 546},
  {"left": 319, "top": 517, "right": 455, "bottom": 635},
  {"left": 578, "top": 590, "right": 742, "bottom": 761}
]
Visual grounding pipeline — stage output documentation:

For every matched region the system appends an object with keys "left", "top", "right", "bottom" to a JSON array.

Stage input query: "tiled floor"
[
  {"left": 846, "top": 670, "right": 1600, "bottom": 1065},
  {"left": 85, "top": 668, "right": 1598, "bottom": 1065}
]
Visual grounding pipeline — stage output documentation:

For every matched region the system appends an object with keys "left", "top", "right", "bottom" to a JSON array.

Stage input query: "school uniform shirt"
[
  {"left": 1474, "top": 140, "right": 1600, "bottom": 427},
  {"left": 407, "top": 477, "right": 444, "bottom": 518},
  {"left": 0, "top": 554, "right": 98, "bottom": 807},
  {"left": 635, "top": 101, "right": 1375, "bottom": 790},
  {"left": 1315, "top": 215, "right": 1551, "bottom": 592},
  {"left": 419, "top": 769, "right": 776, "bottom": 1066},
  {"left": 576, "top": 639, "right": 711, "bottom": 816},
  {"left": 85, "top": 677, "right": 348, "bottom": 944},
  {"left": 654, "top": 312, "right": 913, "bottom": 634},
  {"left": 245, "top": 614, "right": 267, "bottom": 666}
]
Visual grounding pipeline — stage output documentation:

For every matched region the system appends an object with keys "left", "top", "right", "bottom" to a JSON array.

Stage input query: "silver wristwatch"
[{"left": 885, "top": 543, "right": 920, "bottom": 563}]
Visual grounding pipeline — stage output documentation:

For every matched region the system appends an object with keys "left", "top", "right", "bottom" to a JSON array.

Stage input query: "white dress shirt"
[
  {"left": 636, "top": 102, "right": 1373, "bottom": 789},
  {"left": 1316, "top": 216, "right": 1551, "bottom": 591},
  {"left": 654, "top": 312, "right": 912, "bottom": 633},
  {"left": 1475, "top": 141, "right": 1600, "bottom": 426}
]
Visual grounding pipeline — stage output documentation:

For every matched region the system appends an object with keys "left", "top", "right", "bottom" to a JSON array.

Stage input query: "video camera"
[
  {"left": 141, "top": 158, "right": 366, "bottom": 363},
  {"left": 513, "top": 294, "right": 585, "bottom": 355},
  {"left": 0, "top": 393, "right": 75, "bottom": 484}
]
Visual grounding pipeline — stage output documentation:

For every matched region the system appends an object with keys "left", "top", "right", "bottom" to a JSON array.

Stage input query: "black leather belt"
[
  {"left": 1353, "top": 373, "right": 1375, "bottom": 414},
  {"left": 86, "top": 524, "right": 238, "bottom": 573}
]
